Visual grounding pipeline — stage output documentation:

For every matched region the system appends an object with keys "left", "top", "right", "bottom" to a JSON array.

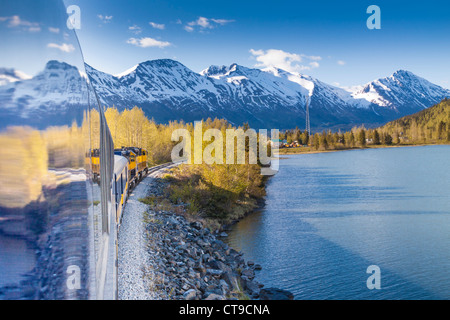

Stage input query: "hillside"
[{"left": 380, "top": 98, "right": 450, "bottom": 143}]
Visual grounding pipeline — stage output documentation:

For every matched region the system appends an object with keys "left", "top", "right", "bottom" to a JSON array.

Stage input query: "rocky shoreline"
[{"left": 139, "top": 177, "right": 294, "bottom": 300}]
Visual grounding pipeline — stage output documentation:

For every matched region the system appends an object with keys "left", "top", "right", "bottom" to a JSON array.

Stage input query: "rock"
[
  {"left": 241, "top": 269, "right": 255, "bottom": 280},
  {"left": 222, "top": 270, "right": 241, "bottom": 291},
  {"left": 205, "top": 293, "right": 225, "bottom": 300},
  {"left": 201, "top": 253, "right": 211, "bottom": 263},
  {"left": 136, "top": 179, "right": 272, "bottom": 301},
  {"left": 206, "top": 269, "right": 223, "bottom": 277},
  {"left": 259, "top": 288, "right": 294, "bottom": 300},
  {"left": 183, "top": 289, "right": 197, "bottom": 300},
  {"left": 207, "top": 260, "right": 231, "bottom": 273},
  {"left": 190, "top": 221, "right": 203, "bottom": 230},
  {"left": 243, "top": 280, "right": 261, "bottom": 296},
  {"left": 254, "top": 264, "right": 262, "bottom": 270}
]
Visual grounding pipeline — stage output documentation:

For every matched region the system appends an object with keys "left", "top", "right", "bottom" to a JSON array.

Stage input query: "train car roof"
[{"left": 114, "top": 155, "right": 129, "bottom": 176}]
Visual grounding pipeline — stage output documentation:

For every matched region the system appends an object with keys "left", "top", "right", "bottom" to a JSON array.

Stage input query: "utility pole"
[{"left": 305, "top": 96, "right": 311, "bottom": 138}]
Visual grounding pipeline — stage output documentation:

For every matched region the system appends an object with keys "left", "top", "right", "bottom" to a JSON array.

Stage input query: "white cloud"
[
  {"left": 28, "top": 27, "right": 41, "bottom": 32},
  {"left": 48, "top": 27, "right": 60, "bottom": 33},
  {"left": 98, "top": 14, "right": 113, "bottom": 23},
  {"left": 306, "top": 55, "right": 322, "bottom": 61},
  {"left": 337, "top": 60, "right": 346, "bottom": 65},
  {"left": 211, "top": 18, "right": 235, "bottom": 25},
  {"left": 185, "top": 16, "right": 234, "bottom": 32},
  {"left": 0, "top": 15, "right": 40, "bottom": 32},
  {"left": 128, "top": 24, "right": 142, "bottom": 34},
  {"left": 249, "top": 48, "right": 321, "bottom": 73},
  {"left": 47, "top": 43, "right": 75, "bottom": 53},
  {"left": 189, "top": 17, "right": 211, "bottom": 28},
  {"left": 149, "top": 22, "right": 165, "bottom": 30},
  {"left": 309, "top": 61, "right": 320, "bottom": 69},
  {"left": 127, "top": 37, "right": 171, "bottom": 48}
]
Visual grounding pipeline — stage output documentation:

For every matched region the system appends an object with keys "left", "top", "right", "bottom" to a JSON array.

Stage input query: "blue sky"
[{"left": 1, "top": 0, "right": 450, "bottom": 89}]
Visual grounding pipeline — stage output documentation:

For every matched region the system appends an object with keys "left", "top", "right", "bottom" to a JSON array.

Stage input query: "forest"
[{"left": 279, "top": 99, "right": 450, "bottom": 152}]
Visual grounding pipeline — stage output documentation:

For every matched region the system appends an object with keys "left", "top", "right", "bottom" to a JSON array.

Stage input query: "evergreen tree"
[
  {"left": 320, "top": 134, "right": 328, "bottom": 150},
  {"left": 373, "top": 129, "right": 381, "bottom": 145},
  {"left": 358, "top": 129, "right": 366, "bottom": 147}
]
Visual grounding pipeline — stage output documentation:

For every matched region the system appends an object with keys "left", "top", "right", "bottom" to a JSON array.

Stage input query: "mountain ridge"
[{"left": 1, "top": 59, "right": 449, "bottom": 131}]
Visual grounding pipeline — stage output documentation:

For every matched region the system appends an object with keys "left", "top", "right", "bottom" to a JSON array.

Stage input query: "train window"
[
  {"left": 0, "top": 0, "right": 113, "bottom": 300},
  {"left": 114, "top": 175, "right": 118, "bottom": 211},
  {"left": 120, "top": 173, "right": 124, "bottom": 198}
]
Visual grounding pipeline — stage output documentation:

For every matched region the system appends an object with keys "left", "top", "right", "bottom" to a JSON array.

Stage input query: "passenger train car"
[
  {"left": 91, "top": 147, "right": 149, "bottom": 228},
  {"left": 110, "top": 148, "right": 149, "bottom": 226}
]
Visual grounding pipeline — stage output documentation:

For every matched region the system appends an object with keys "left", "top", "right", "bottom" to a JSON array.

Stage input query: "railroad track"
[
  {"left": 146, "top": 162, "right": 174, "bottom": 175},
  {"left": 128, "top": 162, "right": 174, "bottom": 192}
]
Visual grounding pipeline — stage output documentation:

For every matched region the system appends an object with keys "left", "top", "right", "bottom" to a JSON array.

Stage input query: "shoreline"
[
  {"left": 125, "top": 170, "right": 293, "bottom": 300},
  {"left": 277, "top": 142, "right": 450, "bottom": 156}
]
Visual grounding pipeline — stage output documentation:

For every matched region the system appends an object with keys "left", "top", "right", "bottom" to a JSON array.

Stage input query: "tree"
[
  {"left": 437, "top": 121, "right": 446, "bottom": 140},
  {"left": 320, "top": 134, "right": 328, "bottom": 150},
  {"left": 302, "top": 131, "right": 310, "bottom": 146},
  {"left": 358, "top": 129, "right": 366, "bottom": 147},
  {"left": 373, "top": 129, "right": 381, "bottom": 145},
  {"left": 383, "top": 133, "right": 393, "bottom": 145},
  {"left": 313, "top": 133, "right": 320, "bottom": 150}
]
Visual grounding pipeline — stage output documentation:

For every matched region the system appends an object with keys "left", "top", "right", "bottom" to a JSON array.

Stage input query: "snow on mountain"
[
  {"left": 1, "top": 58, "right": 448, "bottom": 130},
  {"left": 85, "top": 61, "right": 450, "bottom": 129},
  {"left": 0, "top": 68, "right": 31, "bottom": 86},
  {"left": 0, "top": 61, "right": 87, "bottom": 115},
  {"left": 0, "top": 60, "right": 89, "bottom": 129},
  {"left": 353, "top": 70, "right": 450, "bottom": 112}
]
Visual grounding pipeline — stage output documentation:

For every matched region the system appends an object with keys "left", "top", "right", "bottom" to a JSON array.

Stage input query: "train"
[{"left": 91, "top": 147, "right": 150, "bottom": 225}]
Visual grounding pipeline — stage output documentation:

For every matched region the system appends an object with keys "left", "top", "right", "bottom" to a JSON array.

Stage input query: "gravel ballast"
[{"left": 118, "top": 165, "right": 293, "bottom": 300}]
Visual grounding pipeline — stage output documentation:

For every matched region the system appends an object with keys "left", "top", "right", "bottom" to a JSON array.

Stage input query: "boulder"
[
  {"left": 205, "top": 293, "right": 225, "bottom": 300},
  {"left": 242, "top": 280, "right": 261, "bottom": 296},
  {"left": 259, "top": 288, "right": 294, "bottom": 300},
  {"left": 241, "top": 268, "right": 255, "bottom": 280},
  {"left": 183, "top": 289, "right": 197, "bottom": 300},
  {"left": 190, "top": 221, "right": 203, "bottom": 230}
]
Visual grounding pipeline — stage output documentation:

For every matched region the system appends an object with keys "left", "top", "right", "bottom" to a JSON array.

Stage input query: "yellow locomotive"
[
  {"left": 113, "top": 147, "right": 149, "bottom": 183},
  {"left": 91, "top": 147, "right": 148, "bottom": 185},
  {"left": 91, "top": 147, "right": 149, "bottom": 226}
]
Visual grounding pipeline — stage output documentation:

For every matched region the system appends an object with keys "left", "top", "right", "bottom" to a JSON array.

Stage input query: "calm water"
[{"left": 226, "top": 145, "right": 450, "bottom": 300}]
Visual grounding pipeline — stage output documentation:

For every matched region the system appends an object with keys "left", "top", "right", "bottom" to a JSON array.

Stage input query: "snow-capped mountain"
[
  {"left": 86, "top": 59, "right": 449, "bottom": 129},
  {"left": 0, "top": 68, "right": 31, "bottom": 86},
  {"left": 0, "top": 60, "right": 89, "bottom": 128},
  {"left": 353, "top": 70, "right": 450, "bottom": 113},
  {"left": 1, "top": 59, "right": 449, "bottom": 130}
]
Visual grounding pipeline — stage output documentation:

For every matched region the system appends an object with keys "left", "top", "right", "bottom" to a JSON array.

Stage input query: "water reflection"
[{"left": 0, "top": 0, "right": 112, "bottom": 300}]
